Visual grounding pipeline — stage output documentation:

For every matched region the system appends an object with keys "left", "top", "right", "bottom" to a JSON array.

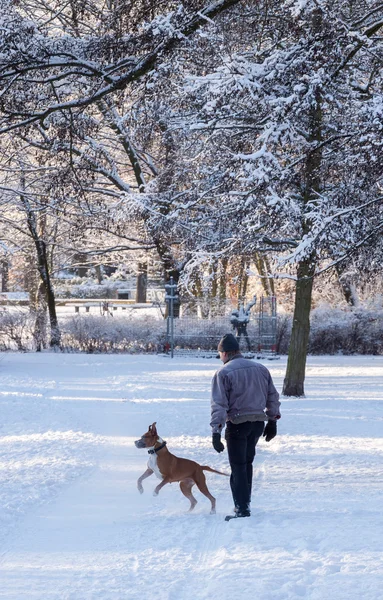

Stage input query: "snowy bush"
[
  {"left": 61, "top": 315, "right": 166, "bottom": 353},
  {"left": 275, "top": 307, "right": 383, "bottom": 355},
  {"left": 0, "top": 311, "right": 34, "bottom": 351},
  {"left": 57, "top": 308, "right": 383, "bottom": 355},
  {"left": 308, "top": 307, "right": 383, "bottom": 355},
  {"left": 54, "top": 281, "right": 123, "bottom": 299},
  {"left": 0, "top": 307, "right": 381, "bottom": 355}
]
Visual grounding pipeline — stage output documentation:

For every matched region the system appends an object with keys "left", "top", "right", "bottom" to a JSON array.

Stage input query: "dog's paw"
[
  {"left": 137, "top": 485, "right": 144, "bottom": 494},
  {"left": 153, "top": 490, "right": 159, "bottom": 497}
]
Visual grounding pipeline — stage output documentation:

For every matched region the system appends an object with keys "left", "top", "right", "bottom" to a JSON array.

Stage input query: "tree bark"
[
  {"left": 1, "top": 259, "right": 9, "bottom": 292},
  {"left": 209, "top": 261, "right": 220, "bottom": 317},
  {"left": 20, "top": 175, "right": 61, "bottom": 348},
  {"left": 335, "top": 262, "right": 359, "bottom": 307},
  {"left": 219, "top": 258, "right": 228, "bottom": 304},
  {"left": 136, "top": 262, "right": 148, "bottom": 303},
  {"left": 33, "top": 281, "right": 48, "bottom": 351},
  {"left": 95, "top": 265, "right": 103, "bottom": 285},
  {"left": 254, "top": 252, "right": 275, "bottom": 296},
  {"left": 238, "top": 258, "right": 250, "bottom": 305},
  {"left": 282, "top": 256, "right": 315, "bottom": 395},
  {"left": 34, "top": 238, "right": 61, "bottom": 347},
  {"left": 77, "top": 253, "right": 88, "bottom": 278}
]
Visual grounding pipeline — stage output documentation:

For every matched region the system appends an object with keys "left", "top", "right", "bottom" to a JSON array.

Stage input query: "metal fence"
[{"left": 165, "top": 279, "right": 278, "bottom": 358}]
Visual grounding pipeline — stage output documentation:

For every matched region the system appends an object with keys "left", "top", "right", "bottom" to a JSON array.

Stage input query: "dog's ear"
[{"left": 149, "top": 422, "right": 157, "bottom": 436}]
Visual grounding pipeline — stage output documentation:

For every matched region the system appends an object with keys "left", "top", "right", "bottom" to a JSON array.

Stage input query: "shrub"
[
  {"left": 61, "top": 315, "right": 166, "bottom": 353},
  {"left": 0, "top": 305, "right": 381, "bottom": 355},
  {"left": 0, "top": 311, "right": 34, "bottom": 351},
  {"left": 308, "top": 307, "right": 383, "bottom": 355}
]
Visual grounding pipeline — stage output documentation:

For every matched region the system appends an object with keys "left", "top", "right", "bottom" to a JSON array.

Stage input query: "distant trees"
[
  {"left": 166, "top": 0, "right": 383, "bottom": 394},
  {"left": 0, "top": 0, "right": 382, "bottom": 392},
  {"left": 0, "top": 0, "right": 243, "bottom": 344},
  {"left": 0, "top": 139, "right": 67, "bottom": 346}
]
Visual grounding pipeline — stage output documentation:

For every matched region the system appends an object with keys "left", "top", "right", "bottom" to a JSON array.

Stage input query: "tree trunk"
[
  {"left": 95, "top": 265, "right": 103, "bottom": 285},
  {"left": 254, "top": 252, "right": 275, "bottom": 296},
  {"left": 335, "top": 263, "right": 359, "bottom": 307},
  {"left": 33, "top": 281, "right": 48, "bottom": 351},
  {"left": 154, "top": 238, "right": 181, "bottom": 317},
  {"left": 34, "top": 239, "right": 61, "bottom": 347},
  {"left": 238, "top": 258, "right": 250, "bottom": 305},
  {"left": 210, "top": 261, "right": 218, "bottom": 300},
  {"left": 77, "top": 255, "right": 88, "bottom": 278},
  {"left": 20, "top": 175, "right": 61, "bottom": 348},
  {"left": 339, "top": 279, "right": 359, "bottom": 307},
  {"left": 219, "top": 258, "right": 228, "bottom": 304},
  {"left": 136, "top": 262, "right": 148, "bottom": 303},
  {"left": 1, "top": 259, "right": 9, "bottom": 292},
  {"left": 282, "top": 256, "right": 315, "bottom": 395},
  {"left": 28, "top": 266, "right": 48, "bottom": 351},
  {"left": 191, "top": 270, "right": 210, "bottom": 319},
  {"left": 283, "top": 8, "right": 323, "bottom": 396},
  {"left": 235, "top": 257, "right": 246, "bottom": 305},
  {"left": 209, "top": 261, "right": 219, "bottom": 317}
]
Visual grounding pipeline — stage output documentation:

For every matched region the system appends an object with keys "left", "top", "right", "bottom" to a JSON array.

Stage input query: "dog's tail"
[{"left": 202, "top": 466, "right": 229, "bottom": 476}]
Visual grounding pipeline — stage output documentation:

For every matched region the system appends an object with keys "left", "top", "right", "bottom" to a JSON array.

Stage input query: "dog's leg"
[
  {"left": 137, "top": 468, "right": 153, "bottom": 494},
  {"left": 153, "top": 476, "right": 170, "bottom": 496},
  {"left": 180, "top": 478, "right": 198, "bottom": 512},
  {"left": 194, "top": 471, "right": 216, "bottom": 514}
]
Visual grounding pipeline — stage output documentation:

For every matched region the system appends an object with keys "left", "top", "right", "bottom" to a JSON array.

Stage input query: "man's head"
[{"left": 217, "top": 333, "right": 240, "bottom": 362}]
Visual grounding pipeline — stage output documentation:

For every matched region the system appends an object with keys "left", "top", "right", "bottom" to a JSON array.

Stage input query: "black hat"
[{"left": 218, "top": 333, "right": 240, "bottom": 352}]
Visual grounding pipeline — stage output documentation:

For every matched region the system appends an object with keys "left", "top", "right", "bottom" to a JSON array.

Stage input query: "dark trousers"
[{"left": 225, "top": 421, "right": 265, "bottom": 514}]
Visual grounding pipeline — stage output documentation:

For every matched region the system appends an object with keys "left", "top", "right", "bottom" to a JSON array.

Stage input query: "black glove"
[
  {"left": 263, "top": 420, "right": 277, "bottom": 442},
  {"left": 212, "top": 433, "right": 225, "bottom": 453}
]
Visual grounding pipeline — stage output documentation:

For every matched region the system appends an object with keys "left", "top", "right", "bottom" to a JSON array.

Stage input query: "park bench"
[{"left": 73, "top": 303, "right": 101, "bottom": 313}]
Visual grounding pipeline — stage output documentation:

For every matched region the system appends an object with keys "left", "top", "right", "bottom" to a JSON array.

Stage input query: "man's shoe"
[
  {"left": 225, "top": 511, "right": 250, "bottom": 521},
  {"left": 233, "top": 503, "right": 250, "bottom": 514}
]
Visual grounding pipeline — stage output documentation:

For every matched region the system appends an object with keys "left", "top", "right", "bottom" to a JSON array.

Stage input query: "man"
[{"left": 210, "top": 333, "right": 280, "bottom": 521}]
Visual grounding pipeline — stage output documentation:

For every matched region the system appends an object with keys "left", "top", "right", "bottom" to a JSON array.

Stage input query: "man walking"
[{"left": 210, "top": 333, "right": 280, "bottom": 521}]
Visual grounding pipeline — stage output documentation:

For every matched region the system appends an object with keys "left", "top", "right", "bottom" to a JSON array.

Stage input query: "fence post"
[
  {"left": 170, "top": 277, "right": 174, "bottom": 358},
  {"left": 165, "top": 277, "right": 177, "bottom": 358}
]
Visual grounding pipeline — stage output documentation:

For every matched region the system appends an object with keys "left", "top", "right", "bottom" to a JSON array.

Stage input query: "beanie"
[{"left": 217, "top": 333, "right": 240, "bottom": 352}]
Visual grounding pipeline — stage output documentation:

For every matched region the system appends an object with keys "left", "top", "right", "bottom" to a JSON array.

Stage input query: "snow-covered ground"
[{"left": 0, "top": 353, "right": 382, "bottom": 600}]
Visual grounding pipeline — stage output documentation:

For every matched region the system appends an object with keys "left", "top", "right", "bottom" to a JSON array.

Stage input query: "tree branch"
[
  {"left": 332, "top": 20, "right": 383, "bottom": 79},
  {"left": 0, "top": 0, "right": 242, "bottom": 134}
]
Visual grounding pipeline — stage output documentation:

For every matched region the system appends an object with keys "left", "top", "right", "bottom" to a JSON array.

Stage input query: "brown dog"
[{"left": 134, "top": 422, "right": 228, "bottom": 514}]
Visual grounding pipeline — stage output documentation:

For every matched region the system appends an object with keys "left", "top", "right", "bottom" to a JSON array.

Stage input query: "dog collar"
[{"left": 148, "top": 441, "right": 167, "bottom": 455}]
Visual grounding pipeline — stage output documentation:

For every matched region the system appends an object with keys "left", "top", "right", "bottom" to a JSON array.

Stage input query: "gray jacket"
[{"left": 210, "top": 354, "right": 281, "bottom": 434}]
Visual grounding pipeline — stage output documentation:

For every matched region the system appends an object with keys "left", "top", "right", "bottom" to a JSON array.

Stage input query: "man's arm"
[
  {"left": 210, "top": 371, "right": 229, "bottom": 433},
  {"left": 263, "top": 373, "right": 280, "bottom": 442},
  {"left": 265, "top": 373, "right": 281, "bottom": 421}
]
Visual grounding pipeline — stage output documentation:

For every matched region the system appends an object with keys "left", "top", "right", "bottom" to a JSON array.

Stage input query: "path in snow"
[{"left": 0, "top": 353, "right": 382, "bottom": 600}]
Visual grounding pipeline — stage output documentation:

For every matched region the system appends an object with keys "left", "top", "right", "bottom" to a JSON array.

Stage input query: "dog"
[{"left": 134, "top": 422, "right": 228, "bottom": 514}]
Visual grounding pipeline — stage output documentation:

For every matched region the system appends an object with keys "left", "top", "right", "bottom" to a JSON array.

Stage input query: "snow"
[
  {"left": 0, "top": 353, "right": 382, "bottom": 599},
  {"left": 0, "top": 293, "right": 29, "bottom": 301}
]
